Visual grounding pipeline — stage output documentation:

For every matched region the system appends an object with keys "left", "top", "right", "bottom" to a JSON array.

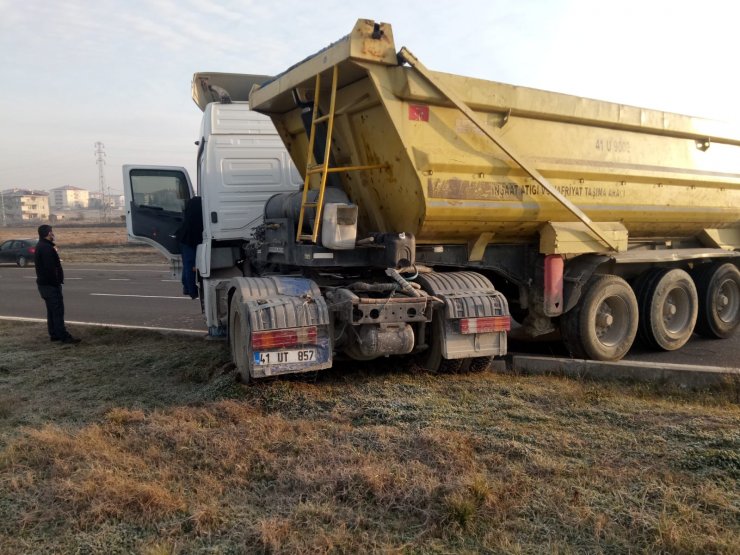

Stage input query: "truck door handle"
[{"left": 211, "top": 212, "right": 218, "bottom": 223}]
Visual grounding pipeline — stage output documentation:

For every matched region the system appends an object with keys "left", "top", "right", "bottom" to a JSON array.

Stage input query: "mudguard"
[
  {"left": 416, "top": 271, "right": 509, "bottom": 359},
  {"left": 229, "top": 276, "right": 332, "bottom": 378}
]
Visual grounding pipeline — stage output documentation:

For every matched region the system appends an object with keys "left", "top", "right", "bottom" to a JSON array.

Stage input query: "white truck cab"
[
  {"left": 123, "top": 100, "right": 301, "bottom": 335},
  {"left": 123, "top": 70, "right": 509, "bottom": 383}
]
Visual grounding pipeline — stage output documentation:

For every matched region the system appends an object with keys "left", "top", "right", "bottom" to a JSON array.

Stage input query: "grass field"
[
  {"left": 1, "top": 320, "right": 738, "bottom": 554},
  {"left": 0, "top": 224, "right": 165, "bottom": 264}
]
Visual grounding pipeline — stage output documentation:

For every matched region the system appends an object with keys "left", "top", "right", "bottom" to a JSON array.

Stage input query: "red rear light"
[
  {"left": 459, "top": 316, "right": 511, "bottom": 334},
  {"left": 252, "top": 326, "right": 318, "bottom": 350},
  {"left": 29, "top": 247, "right": 36, "bottom": 254}
]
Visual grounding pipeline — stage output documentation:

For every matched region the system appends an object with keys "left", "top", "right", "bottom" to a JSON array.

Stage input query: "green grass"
[{"left": 0, "top": 320, "right": 738, "bottom": 554}]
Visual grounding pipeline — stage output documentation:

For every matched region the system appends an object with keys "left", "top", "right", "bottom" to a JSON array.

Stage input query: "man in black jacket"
[{"left": 35, "top": 225, "right": 80, "bottom": 344}]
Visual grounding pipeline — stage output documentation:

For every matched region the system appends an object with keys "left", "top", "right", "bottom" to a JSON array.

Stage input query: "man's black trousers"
[{"left": 37, "top": 285, "right": 68, "bottom": 340}]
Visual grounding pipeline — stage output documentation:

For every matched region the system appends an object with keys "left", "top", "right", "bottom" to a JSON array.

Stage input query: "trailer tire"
[
  {"left": 635, "top": 268, "right": 697, "bottom": 351},
  {"left": 560, "top": 274, "right": 638, "bottom": 361},
  {"left": 693, "top": 262, "right": 740, "bottom": 339},
  {"left": 419, "top": 311, "right": 468, "bottom": 373},
  {"left": 632, "top": 268, "right": 662, "bottom": 346},
  {"left": 229, "top": 303, "right": 251, "bottom": 383}
]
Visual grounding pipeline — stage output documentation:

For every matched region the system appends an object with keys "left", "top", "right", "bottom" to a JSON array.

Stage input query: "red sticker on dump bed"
[{"left": 408, "top": 104, "right": 429, "bottom": 121}]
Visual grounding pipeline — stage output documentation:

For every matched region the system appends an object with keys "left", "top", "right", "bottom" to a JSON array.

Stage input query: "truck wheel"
[
  {"left": 467, "top": 356, "right": 492, "bottom": 372},
  {"left": 229, "top": 304, "right": 251, "bottom": 383},
  {"left": 692, "top": 262, "right": 740, "bottom": 339},
  {"left": 635, "top": 268, "right": 697, "bottom": 351},
  {"left": 419, "top": 311, "right": 468, "bottom": 373},
  {"left": 560, "top": 275, "right": 638, "bottom": 361},
  {"left": 17, "top": 256, "right": 27, "bottom": 267}
]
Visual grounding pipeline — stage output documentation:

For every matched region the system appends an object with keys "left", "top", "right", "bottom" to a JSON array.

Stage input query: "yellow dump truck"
[{"left": 146, "top": 19, "right": 738, "bottom": 381}]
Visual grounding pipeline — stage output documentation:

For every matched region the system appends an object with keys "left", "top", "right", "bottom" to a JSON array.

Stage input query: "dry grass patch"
[
  {"left": 0, "top": 224, "right": 165, "bottom": 264},
  {"left": 0, "top": 224, "right": 127, "bottom": 247},
  {"left": 0, "top": 321, "right": 738, "bottom": 553}
]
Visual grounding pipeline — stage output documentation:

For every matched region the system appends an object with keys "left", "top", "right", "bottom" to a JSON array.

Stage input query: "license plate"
[{"left": 253, "top": 348, "right": 317, "bottom": 366}]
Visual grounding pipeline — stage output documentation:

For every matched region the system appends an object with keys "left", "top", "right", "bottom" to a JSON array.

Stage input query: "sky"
[{"left": 1, "top": 0, "right": 738, "bottom": 194}]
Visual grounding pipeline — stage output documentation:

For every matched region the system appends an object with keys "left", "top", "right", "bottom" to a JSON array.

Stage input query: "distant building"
[
  {"left": 50, "top": 208, "right": 116, "bottom": 222},
  {"left": 50, "top": 185, "right": 89, "bottom": 209},
  {"left": 0, "top": 189, "right": 50, "bottom": 223},
  {"left": 56, "top": 191, "right": 124, "bottom": 223},
  {"left": 88, "top": 191, "right": 105, "bottom": 209}
]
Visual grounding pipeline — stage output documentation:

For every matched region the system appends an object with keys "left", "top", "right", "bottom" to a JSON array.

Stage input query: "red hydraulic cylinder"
[{"left": 544, "top": 254, "right": 564, "bottom": 316}]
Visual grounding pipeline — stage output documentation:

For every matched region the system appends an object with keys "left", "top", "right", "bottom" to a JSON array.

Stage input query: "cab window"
[{"left": 130, "top": 169, "right": 189, "bottom": 213}]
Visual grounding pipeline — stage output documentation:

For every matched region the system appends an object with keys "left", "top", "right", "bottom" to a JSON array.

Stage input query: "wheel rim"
[
  {"left": 662, "top": 286, "right": 691, "bottom": 335},
  {"left": 594, "top": 295, "right": 630, "bottom": 347},
  {"left": 715, "top": 277, "right": 739, "bottom": 325}
]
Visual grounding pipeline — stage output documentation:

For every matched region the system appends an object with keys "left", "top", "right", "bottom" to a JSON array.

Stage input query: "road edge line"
[{"left": 0, "top": 315, "right": 203, "bottom": 335}]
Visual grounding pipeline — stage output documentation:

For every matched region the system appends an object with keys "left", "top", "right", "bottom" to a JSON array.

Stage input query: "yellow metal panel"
[
  {"left": 400, "top": 47, "right": 619, "bottom": 251},
  {"left": 698, "top": 228, "right": 740, "bottom": 250},
  {"left": 389, "top": 66, "right": 740, "bottom": 148},
  {"left": 468, "top": 232, "right": 495, "bottom": 261},
  {"left": 348, "top": 20, "right": 397, "bottom": 65},
  {"left": 540, "top": 222, "right": 628, "bottom": 255},
  {"left": 250, "top": 20, "right": 396, "bottom": 114}
]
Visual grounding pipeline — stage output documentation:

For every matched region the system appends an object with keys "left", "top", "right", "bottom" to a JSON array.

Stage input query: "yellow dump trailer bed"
[{"left": 250, "top": 20, "right": 740, "bottom": 253}]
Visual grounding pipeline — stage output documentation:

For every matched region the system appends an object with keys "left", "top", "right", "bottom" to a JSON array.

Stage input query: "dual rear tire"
[
  {"left": 418, "top": 310, "right": 492, "bottom": 373},
  {"left": 634, "top": 268, "right": 698, "bottom": 351},
  {"left": 634, "top": 263, "right": 739, "bottom": 346},
  {"left": 693, "top": 262, "right": 740, "bottom": 339},
  {"left": 560, "top": 263, "right": 739, "bottom": 361},
  {"left": 416, "top": 272, "right": 499, "bottom": 374},
  {"left": 229, "top": 302, "right": 251, "bottom": 383},
  {"left": 560, "top": 275, "right": 638, "bottom": 361}
]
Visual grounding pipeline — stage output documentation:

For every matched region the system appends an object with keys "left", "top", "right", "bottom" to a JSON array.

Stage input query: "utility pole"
[
  {"left": 0, "top": 189, "right": 6, "bottom": 226},
  {"left": 94, "top": 141, "right": 110, "bottom": 223}
]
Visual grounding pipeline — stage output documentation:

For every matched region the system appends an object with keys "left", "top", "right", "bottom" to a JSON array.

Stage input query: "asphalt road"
[
  {"left": 0, "top": 262, "right": 205, "bottom": 333},
  {"left": 1, "top": 262, "right": 737, "bottom": 368},
  {"left": 509, "top": 332, "right": 740, "bottom": 369}
]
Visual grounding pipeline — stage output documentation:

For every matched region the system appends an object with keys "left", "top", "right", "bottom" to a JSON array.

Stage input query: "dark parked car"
[{"left": 0, "top": 238, "right": 37, "bottom": 267}]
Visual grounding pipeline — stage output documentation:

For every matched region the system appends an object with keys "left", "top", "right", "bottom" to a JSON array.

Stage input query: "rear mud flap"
[
  {"left": 441, "top": 319, "right": 507, "bottom": 359},
  {"left": 416, "top": 271, "right": 509, "bottom": 359},
  {"left": 229, "top": 276, "right": 332, "bottom": 378}
]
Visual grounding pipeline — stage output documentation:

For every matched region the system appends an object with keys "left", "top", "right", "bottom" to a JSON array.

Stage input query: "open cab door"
[{"left": 122, "top": 165, "right": 193, "bottom": 274}]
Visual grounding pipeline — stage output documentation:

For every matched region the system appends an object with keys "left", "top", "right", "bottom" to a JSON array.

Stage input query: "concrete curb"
[{"left": 506, "top": 355, "right": 740, "bottom": 389}]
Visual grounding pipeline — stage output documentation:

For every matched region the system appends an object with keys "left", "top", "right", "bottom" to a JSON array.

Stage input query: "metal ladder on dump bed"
[{"left": 296, "top": 65, "right": 386, "bottom": 243}]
